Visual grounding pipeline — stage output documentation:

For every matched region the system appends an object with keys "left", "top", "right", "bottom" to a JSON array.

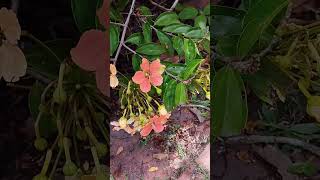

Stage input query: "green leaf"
[
  {"left": 184, "top": 39, "right": 197, "bottom": 62},
  {"left": 237, "top": 0, "right": 289, "bottom": 58},
  {"left": 290, "top": 123, "right": 320, "bottom": 135},
  {"left": 194, "top": 15, "right": 207, "bottom": 30},
  {"left": 110, "top": 7, "right": 122, "bottom": 22},
  {"left": 178, "top": 7, "right": 198, "bottom": 20},
  {"left": 203, "top": 4, "right": 210, "bottom": 16},
  {"left": 156, "top": 30, "right": 174, "bottom": 55},
  {"left": 211, "top": 5, "right": 246, "bottom": 17},
  {"left": 132, "top": 54, "right": 142, "bottom": 71},
  {"left": 126, "top": 32, "right": 143, "bottom": 46},
  {"left": 163, "top": 79, "right": 178, "bottom": 111},
  {"left": 143, "top": 22, "right": 152, "bottom": 43},
  {"left": 71, "top": 0, "right": 100, "bottom": 32},
  {"left": 181, "top": 59, "right": 203, "bottom": 80},
  {"left": 216, "top": 35, "right": 239, "bottom": 57},
  {"left": 136, "top": 43, "right": 166, "bottom": 55},
  {"left": 110, "top": 25, "right": 120, "bottom": 56},
  {"left": 184, "top": 28, "right": 205, "bottom": 39},
  {"left": 138, "top": 5, "right": 152, "bottom": 21},
  {"left": 25, "top": 39, "right": 73, "bottom": 80},
  {"left": 212, "top": 66, "right": 247, "bottom": 137},
  {"left": 173, "top": 36, "right": 184, "bottom": 56},
  {"left": 175, "top": 83, "right": 187, "bottom": 106},
  {"left": 154, "top": 12, "right": 180, "bottom": 26},
  {"left": 162, "top": 23, "right": 192, "bottom": 34},
  {"left": 211, "top": 15, "right": 242, "bottom": 38},
  {"left": 116, "top": 0, "right": 129, "bottom": 11},
  {"left": 246, "top": 72, "right": 273, "bottom": 105},
  {"left": 288, "top": 162, "right": 318, "bottom": 177}
]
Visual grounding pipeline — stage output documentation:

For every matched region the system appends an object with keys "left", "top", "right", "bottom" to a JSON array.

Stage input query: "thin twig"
[
  {"left": 149, "top": 0, "right": 170, "bottom": 11},
  {"left": 122, "top": 43, "right": 143, "bottom": 58},
  {"left": 112, "top": 0, "right": 136, "bottom": 65},
  {"left": 27, "top": 68, "right": 51, "bottom": 84},
  {"left": 110, "top": 22, "right": 125, "bottom": 27},
  {"left": 225, "top": 135, "right": 320, "bottom": 157},
  {"left": 170, "top": 0, "right": 179, "bottom": 11}
]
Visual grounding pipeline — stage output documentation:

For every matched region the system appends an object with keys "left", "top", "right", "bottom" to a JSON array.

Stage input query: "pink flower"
[
  {"left": 140, "top": 115, "right": 168, "bottom": 137},
  {"left": 132, "top": 58, "right": 164, "bottom": 93}
]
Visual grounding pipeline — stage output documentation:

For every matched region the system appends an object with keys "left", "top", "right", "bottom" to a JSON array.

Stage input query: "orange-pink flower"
[
  {"left": 132, "top": 58, "right": 164, "bottom": 93},
  {"left": 140, "top": 115, "right": 168, "bottom": 137}
]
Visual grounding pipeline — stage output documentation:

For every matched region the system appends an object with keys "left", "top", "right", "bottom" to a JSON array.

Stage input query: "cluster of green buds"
[
  {"left": 114, "top": 80, "right": 168, "bottom": 134},
  {"left": 32, "top": 62, "right": 110, "bottom": 179},
  {"left": 193, "top": 68, "right": 210, "bottom": 100}
]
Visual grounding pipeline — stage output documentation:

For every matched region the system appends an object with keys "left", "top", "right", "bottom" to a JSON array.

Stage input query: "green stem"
[
  {"left": 63, "top": 137, "right": 71, "bottom": 161},
  {"left": 40, "top": 150, "right": 53, "bottom": 175},
  {"left": 85, "top": 126, "right": 99, "bottom": 145},
  {"left": 49, "top": 148, "right": 62, "bottom": 179},
  {"left": 91, "top": 147, "right": 102, "bottom": 174},
  {"left": 34, "top": 111, "right": 43, "bottom": 138}
]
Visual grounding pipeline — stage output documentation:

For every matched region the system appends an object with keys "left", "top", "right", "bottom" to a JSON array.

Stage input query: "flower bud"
[
  {"left": 34, "top": 138, "right": 48, "bottom": 151},
  {"left": 155, "top": 87, "right": 162, "bottom": 95},
  {"left": 53, "top": 87, "right": 67, "bottom": 104},
  {"left": 96, "top": 143, "right": 107, "bottom": 158},
  {"left": 119, "top": 117, "right": 127, "bottom": 129},
  {"left": 76, "top": 127, "right": 88, "bottom": 141},
  {"left": 158, "top": 105, "right": 167, "bottom": 116},
  {"left": 307, "top": 96, "right": 320, "bottom": 122},
  {"left": 63, "top": 160, "right": 78, "bottom": 176}
]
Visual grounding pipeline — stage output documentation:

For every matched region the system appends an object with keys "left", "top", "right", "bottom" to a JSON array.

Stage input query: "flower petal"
[
  {"left": 0, "top": 42, "right": 26, "bottom": 82},
  {"left": 110, "top": 121, "right": 120, "bottom": 126},
  {"left": 150, "top": 59, "right": 162, "bottom": 74},
  {"left": 140, "top": 79, "right": 151, "bottom": 93},
  {"left": 96, "top": 0, "right": 109, "bottom": 29},
  {"left": 110, "top": 75, "right": 119, "bottom": 88},
  {"left": 132, "top": 71, "right": 147, "bottom": 84},
  {"left": 140, "top": 123, "right": 153, "bottom": 137},
  {"left": 95, "top": 67, "right": 109, "bottom": 96},
  {"left": 140, "top": 58, "right": 150, "bottom": 72},
  {"left": 110, "top": 64, "right": 117, "bottom": 75},
  {"left": 152, "top": 122, "right": 164, "bottom": 133},
  {"left": 157, "top": 115, "right": 169, "bottom": 124},
  {"left": 0, "top": 8, "right": 21, "bottom": 45},
  {"left": 150, "top": 74, "right": 163, "bottom": 86},
  {"left": 70, "top": 30, "right": 107, "bottom": 71}
]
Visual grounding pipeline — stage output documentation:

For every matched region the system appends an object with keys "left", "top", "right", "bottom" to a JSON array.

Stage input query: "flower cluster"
[
  {"left": 111, "top": 58, "right": 170, "bottom": 137},
  {"left": 0, "top": 8, "right": 26, "bottom": 82}
]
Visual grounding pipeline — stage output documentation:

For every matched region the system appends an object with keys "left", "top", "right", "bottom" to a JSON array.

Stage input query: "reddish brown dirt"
[{"left": 110, "top": 108, "right": 210, "bottom": 179}]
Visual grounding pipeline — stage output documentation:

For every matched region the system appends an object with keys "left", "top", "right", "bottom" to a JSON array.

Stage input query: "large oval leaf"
[
  {"left": 173, "top": 36, "right": 184, "bottom": 56},
  {"left": 212, "top": 66, "right": 248, "bottom": 137},
  {"left": 178, "top": 7, "right": 198, "bottom": 20},
  {"left": 175, "top": 83, "right": 188, "bottom": 106},
  {"left": 183, "top": 39, "right": 197, "bottom": 62},
  {"left": 71, "top": 0, "right": 100, "bottom": 32},
  {"left": 162, "top": 23, "right": 192, "bottom": 34},
  {"left": 126, "top": 32, "right": 143, "bottom": 46},
  {"left": 136, "top": 43, "right": 166, "bottom": 56},
  {"left": 181, "top": 59, "right": 203, "bottom": 80},
  {"left": 163, "top": 79, "right": 178, "bottom": 111},
  {"left": 156, "top": 30, "right": 174, "bottom": 55},
  {"left": 154, "top": 12, "right": 180, "bottom": 26},
  {"left": 110, "top": 25, "right": 120, "bottom": 56},
  {"left": 237, "top": 0, "right": 289, "bottom": 58}
]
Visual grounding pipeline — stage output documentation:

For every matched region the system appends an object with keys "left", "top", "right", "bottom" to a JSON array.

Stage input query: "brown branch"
[{"left": 225, "top": 135, "right": 320, "bottom": 157}]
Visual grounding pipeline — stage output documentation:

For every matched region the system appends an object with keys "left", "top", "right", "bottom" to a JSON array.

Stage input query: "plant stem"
[{"left": 40, "top": 150, "right": 53, "bottom": 175}]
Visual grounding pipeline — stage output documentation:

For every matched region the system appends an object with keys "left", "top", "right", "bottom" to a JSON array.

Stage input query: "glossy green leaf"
[
  {"left": 183, "top": 39, "right": 197, "bottom": 62},
  {"left": 132, "top": 54, "right": 142, "bottom": 71},
  {"left": 138, "top": 5, "right": 152, "bottom": 21},
  {"left": 184, "top": 28, "right": 205, "bottom": 39},
  {"left": 246, "top": 73, "right": 273, "bottom": 105},
  {"left": 175, "top": 83, "right": 188, "bottom": 106},
  {"left": 173, "top": 36, "right": 184, "bottom": 56},
  {"left": 25, "top": 39, "right": 73, "bottom": 80},
  {"left": 163, "top": 79, "right": 178, "bottom": 111},
  {"left": 110, "top": 7, "right": 122, "bottom": 22},
  {"left": 203, "top": 4, "right": 210, "bottom": 16},
  {"left": 288, "top": 162, "right": 318, "bottom": 177},
  {"left": 237, "top": 0, "right": 289, "bottom": 58},
  {"left": 212, "top": 66, "right": 248, "bottom": 137},
  {"left": 162, "top": 23, "right": 192, "bottom": 34},
  {"left": 194, "top": 15, "right": 207, "bottom": 30},
  {"left": 71, "top": 0, "right": 100, "bottom": 32},
  {"left": 156, "top": 30, "right": 174, "bottom": 55},
  {"left": 126, "top": 32, "right": 143, "bottom": 46},
  {"left": 181, "top": 59, "right": 203, "bottom": 80},
  {"left": 154, "top": 12, "right": 180, "bottom": 26},
  {"left": 211, "top": 15, "right": 242, "bottom": 38},
  {"left": 178, "top": 7, "right": 198, "bottom": 20},
  {"left": 143, "top": 22, "right": 152, "bottom": 43},
  {"left": 110, "top": 25, "right": 120, "bottom": 56},
  {"left": 216, "top": 35, "right": 239, "bottom": 57},
  {"left": 136, "top": 43, "right": 166, "bottom": 55},
  {"left": 116, "top": 0, "right": 129, "bottom": 11}
]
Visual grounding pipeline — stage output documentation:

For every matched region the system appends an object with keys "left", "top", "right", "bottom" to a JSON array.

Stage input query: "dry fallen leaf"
[
  {"left": 148, "top": 166, "right": 158, "bottom": 172},
  {"left": 116, "top": 146, "right": 123, "bottom": 155},
  {"left": 153, "top": 153, "right": 168, "bottom": 160}
]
